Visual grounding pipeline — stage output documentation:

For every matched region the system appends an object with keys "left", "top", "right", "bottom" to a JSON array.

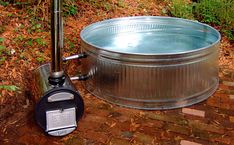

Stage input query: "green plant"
[
  {"left": 168, "top": 0, "right": 234, "bottom": 40},
  {"left": 0, "top": 56, "right": 6, "bottom": 65},
  {"left": 0, "top": 85, "right": 19, "bottom": 91},
  {"left": 64, "top": 5, "right": 78, "bottom": 16},
  {"left": 15, "top": 35, "right": 24, "bottom": 41},
  {"left": 195, "top": 0, "right": 234, "bottom": 40},
  {"left": 194, "top": 0, "right": 221, "bottom": 24},
  {"left": 0, "top": 38, "right": 4, "bottom": 43},
  {"left": 169, "top": 0, "right": 194, "bottom": 19},
  {"left": 0, "top": 0, "right": 9, "bottom": 6},
  {"left": 13, "top": 1, "right": 30, "bottom": 8},
  {"left": 0, "top": 0, "right": 31, "bottom": 8},
  {"left": 0, "top": 38, "right": 10, "bottom": 62},
  {"left": 69, "top": 41, "right": 75, "bottom": 49},
  {"left": 0, "top": 45, "right": 11, "bottom": 56},
  {"left": 27, "top": 38, "right": 33, "bottom": 46},
  {"left": 36, "top": 57, "right": 45, "bottom": 63},
  {"left": 0, "top": 46, "right": 5, "bottom": 52},
  {"left": 117, "top": 0, "right": 125, "bottom": 8},
  {"left": 222, "top": 29, "right": 234, "bottom": 41},
  {"left": 103, "top": 3, "right": 111, "bottom": 11},
  {"left": 35, "top": 38, "right": 47, "bottom": 46},
  {"left": 32, "top": 23, "right": 41, "bottom": 31},
  {"left": 0, "top": 45, "right": 6, "bottom": 55},
  {"left": 0, "top": 26, "right": 5, "bottom": 34},
  {"left": 27, "top": 17, "right": 46, "bottom": 34},
  {"left": 36, "top": 51, "right": 46, "bottom": 63},
  {"left": 7, "top": 13, "right": 13, "bottom": 17}
]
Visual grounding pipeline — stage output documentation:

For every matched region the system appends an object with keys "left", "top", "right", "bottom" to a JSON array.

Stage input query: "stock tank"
[{"left": 80, "top": 16, "right": 221, "bottom": 110}]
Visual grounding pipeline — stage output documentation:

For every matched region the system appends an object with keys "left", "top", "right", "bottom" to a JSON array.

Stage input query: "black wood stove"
[{"left": 31, "top": 0, "right": 84, "bottom": 136}]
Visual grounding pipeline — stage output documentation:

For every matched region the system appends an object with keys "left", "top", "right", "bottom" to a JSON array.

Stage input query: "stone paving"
[{"left": 0, "top": 68, "right": 234, "bottom": 145}]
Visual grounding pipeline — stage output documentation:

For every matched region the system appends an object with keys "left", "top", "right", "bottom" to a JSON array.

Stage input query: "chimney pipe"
[{"left": 49, "top": 0, "right": 65, "bottom": 85}]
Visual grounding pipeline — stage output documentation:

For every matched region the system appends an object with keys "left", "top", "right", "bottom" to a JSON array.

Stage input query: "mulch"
[{"left": 0, "top": 1, "right": 233, "bottom": 144}]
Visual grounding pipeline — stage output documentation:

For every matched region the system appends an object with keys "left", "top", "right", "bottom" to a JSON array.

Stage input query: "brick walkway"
[{"left": 1, "top": 68, "right": 234, "bottom": 145}]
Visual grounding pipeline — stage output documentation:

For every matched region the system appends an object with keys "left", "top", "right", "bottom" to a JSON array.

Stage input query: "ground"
[{"left": 0, "top": 0, "right": 234, "bottom": 145}]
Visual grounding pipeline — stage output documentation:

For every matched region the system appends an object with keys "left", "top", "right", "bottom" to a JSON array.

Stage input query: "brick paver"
[{"left": 0, "top": 69, "right": 234, "bottom": 145}]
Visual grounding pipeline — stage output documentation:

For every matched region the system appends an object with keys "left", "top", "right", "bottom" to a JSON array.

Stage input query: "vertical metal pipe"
[{"left": 50, "top": 0, "right": 64, "bottom": 78}]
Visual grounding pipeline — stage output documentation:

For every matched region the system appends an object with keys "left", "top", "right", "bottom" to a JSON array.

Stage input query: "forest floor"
[{"left": 0, "top": 0, "right": 234, "bottom": 145}]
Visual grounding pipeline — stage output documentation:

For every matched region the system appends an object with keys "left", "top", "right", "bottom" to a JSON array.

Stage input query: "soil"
[{"left": 0, "top": 1, "right": 234, "bottom": 145}]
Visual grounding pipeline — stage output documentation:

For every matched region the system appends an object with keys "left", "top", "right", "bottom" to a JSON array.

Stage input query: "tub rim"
[{"left": 80, "top": 16, "right": 221, "bottom": 57}]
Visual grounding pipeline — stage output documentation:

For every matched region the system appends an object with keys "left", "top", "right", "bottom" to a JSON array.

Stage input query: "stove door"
[{"left": 46, "top": 107, "right": 77, "bottom": 136}]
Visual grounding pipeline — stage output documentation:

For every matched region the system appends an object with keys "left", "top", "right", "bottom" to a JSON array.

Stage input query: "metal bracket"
[
  {"left": 70, "top": 74, "right": 89, "bottom": 81},
  {"left": 63, "top": 53, "right": 87, "bottom": 62},
  {"left": 63, "top": 53, "right": 88, "bottom": 81}
]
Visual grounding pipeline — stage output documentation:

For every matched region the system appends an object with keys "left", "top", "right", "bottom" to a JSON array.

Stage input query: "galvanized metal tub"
[{"left": 80, "top": 16, "right": 221, "bottom": 110}]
